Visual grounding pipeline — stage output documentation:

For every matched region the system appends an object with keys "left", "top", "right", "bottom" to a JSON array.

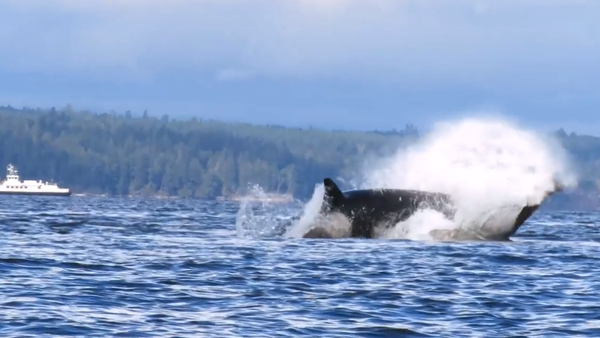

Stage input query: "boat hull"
[{"left": 0, "top": 191, "right": 71, "bottom": 197}]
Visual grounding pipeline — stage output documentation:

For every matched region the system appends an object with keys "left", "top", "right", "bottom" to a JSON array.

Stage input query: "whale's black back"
[
  {"left": 321, "top": 178, "right": 456, "bottom": 238},
  {"left": 301, "top": 177, "right": 564, "bottom": 240}
]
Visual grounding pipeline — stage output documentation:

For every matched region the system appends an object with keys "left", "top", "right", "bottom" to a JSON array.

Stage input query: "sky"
[{"left": 0, "top": 0, "right": 599, "bottom": 135}]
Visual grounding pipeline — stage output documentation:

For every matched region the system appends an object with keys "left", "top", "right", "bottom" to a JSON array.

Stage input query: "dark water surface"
[{"left": 1, "top": 196, "right": 599, "bottom": 337}]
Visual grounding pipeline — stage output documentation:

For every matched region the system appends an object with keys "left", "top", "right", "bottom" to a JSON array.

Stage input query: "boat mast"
[{"left": 6, "top": 164, "right": 19, "bottom": 181}]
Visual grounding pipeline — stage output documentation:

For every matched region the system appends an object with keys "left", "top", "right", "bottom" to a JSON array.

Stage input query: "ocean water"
[{"left": 1, "top": 195, "right": 600, "bottom": 337}]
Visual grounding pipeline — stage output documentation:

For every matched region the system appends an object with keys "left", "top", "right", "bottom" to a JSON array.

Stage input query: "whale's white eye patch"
[{"left": 399, "top": 197, "right": 402, "bottom": 202}]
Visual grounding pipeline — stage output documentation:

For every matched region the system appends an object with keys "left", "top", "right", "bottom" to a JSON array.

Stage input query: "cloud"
[{"left": 0, "top": 0, "right": 598, "bottom": 89}]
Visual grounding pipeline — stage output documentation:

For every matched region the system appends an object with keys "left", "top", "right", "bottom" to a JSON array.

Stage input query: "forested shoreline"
[
  {"left": 0, "top": 105, "right": 417, "bottom": 199},
  {"left": 1, "top": 105, "right": 599, "bottom": 209}
]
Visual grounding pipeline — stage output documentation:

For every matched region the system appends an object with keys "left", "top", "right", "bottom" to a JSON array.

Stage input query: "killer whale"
[
  {"left": 305, "top": 178, "right": 456, "bottom": 239},
  {"left": 299, "top": 177, "right": 562, "bottom": 241}
]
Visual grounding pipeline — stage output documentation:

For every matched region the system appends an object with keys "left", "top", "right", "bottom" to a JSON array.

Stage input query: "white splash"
[
  {"left": 235, "top": 184, "right": 289, "bottom": 238},
  {"left": 282, "top": 183, "right": 328, "bottom": 239},
  {"left": 241, "top": 116, "right": 577, "bottom": 241},
  {"left": 284, "top": 116, "right": 577, "bottom": 241},
  {"left": 362, "top": 117, "right": 577, "bottom": 240}
]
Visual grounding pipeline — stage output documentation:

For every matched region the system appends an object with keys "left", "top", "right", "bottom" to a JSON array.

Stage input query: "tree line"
[
  {"left": 0, "top": 105, "right": 417, "bottom": 199},
  {"left": 0, "top": 105, "right": 598, "bottom": 209}
]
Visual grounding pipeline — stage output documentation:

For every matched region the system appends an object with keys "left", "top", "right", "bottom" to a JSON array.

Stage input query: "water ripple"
[{"left": 0, "top": 196, "right": 599, "bottom": 337}]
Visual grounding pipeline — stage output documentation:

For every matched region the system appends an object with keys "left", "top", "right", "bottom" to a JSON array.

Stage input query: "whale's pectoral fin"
[
  {"left": 513, "top": 204, "right": 541, "bottom": 228},
  {"left": 321, "top": 178, "right": 345, "bottom": 213}
]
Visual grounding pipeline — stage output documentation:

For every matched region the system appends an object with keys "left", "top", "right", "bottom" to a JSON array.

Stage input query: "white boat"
[{"left": 0, "top": 164, "right": 71, "bottom": 196}]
